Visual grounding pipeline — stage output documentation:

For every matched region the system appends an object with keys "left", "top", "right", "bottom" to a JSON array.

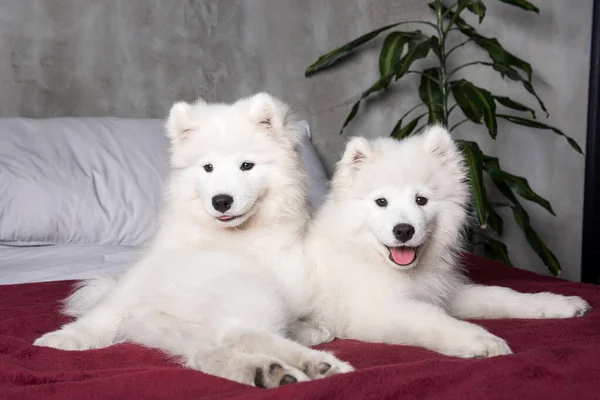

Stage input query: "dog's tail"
[{"left": 62, "top": 276, "right": 118, "bottom": 318}]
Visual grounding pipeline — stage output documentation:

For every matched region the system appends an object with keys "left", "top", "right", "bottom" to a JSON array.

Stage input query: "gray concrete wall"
[{"left": 0, "top": 0, "right": 592, "bottom": 281}]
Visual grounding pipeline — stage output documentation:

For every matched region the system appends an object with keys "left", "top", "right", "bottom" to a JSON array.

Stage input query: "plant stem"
[
  {"left": 389, "top": 20, "right": 439, "bottom": 30},
  {"left": 398, "top": 103, "right": 426, "bottom": 122},
  {"left": 434, "top": 0, "right": 449, "bottom": 126},
  {"left": 447, "top": 103, "right": 458, "bottom": 116},
  {"left": 444, "top": 6, "right": 464, "bottom": 35},
  {"left": 441, "top": 2, "right": 459, "bottom": 20},
  {"left": 447, "top": 61, "right": 490, "bottom": 79},
  {"left": 414, "top": 124, "right": 426, "bottom": 134},
  {"left": 450, "top": 118, "right": 469, "bottom": 131},
  {"left": 446, "top": 38, "right": 473, "bottom": 58},
  {"left": 406, "top": 70, "right": 442, "bottom": 85}
]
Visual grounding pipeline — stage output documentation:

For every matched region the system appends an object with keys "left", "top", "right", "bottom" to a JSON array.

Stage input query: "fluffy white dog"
[
  {"left": 304, "top": 125, "right": 591, "bottom": 358},
  {"left": 34, "top": 93, "right": 352, "bottom": 387}
]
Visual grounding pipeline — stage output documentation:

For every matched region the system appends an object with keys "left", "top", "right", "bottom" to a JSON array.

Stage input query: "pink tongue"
[{"left": 390, "top": 247, "right": 416, "bottom": 265}]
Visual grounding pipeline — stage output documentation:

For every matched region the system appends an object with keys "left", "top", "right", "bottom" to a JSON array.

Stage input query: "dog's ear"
[
  {"left": 340, "top": 136, "right": 372, "bottom": 168},
  {"left": 332, "top": 137, "right": 373, "bottom": 189},
  {"left": 165, "top": 98, "right": 205, "bottom": 143},
  {"left": 422, "top": 124, "right": 456, "bottom": 158},
  {"left": 247, "top": 93, "right": 302, "bottom": 147}
]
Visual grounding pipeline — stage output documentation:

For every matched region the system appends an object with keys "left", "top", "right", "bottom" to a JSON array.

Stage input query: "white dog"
[
  {"left": 304, "top": 125, "right": 591, "bottom": 358},
  {"left": 34, "top": 93, "right": 352, "bottom": 387}
]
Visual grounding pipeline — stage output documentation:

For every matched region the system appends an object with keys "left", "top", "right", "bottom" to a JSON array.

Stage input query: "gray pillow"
[{"left": 0, "top": 117, "right": 329, "bottom": 247}]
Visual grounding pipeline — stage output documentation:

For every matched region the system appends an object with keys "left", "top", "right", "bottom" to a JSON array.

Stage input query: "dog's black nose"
[
  {"left": 393, "top": 223, "right": 415, "bottom": 243},
  {"left": 212, "top": 194, "right": 234, "bottom": 213}
]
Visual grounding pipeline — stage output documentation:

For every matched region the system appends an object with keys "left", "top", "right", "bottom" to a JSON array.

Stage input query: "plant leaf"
[
  {"left": 460, "top": 0, "right": 487, "bottom": 23},
  {"left": 433, "top": 4, "right": 533, "bottom": 82},
  {"left": 339, "top": 37, "right": 435, "bottom": 134},
  {"left": 470, "top": 35, "right": 532, "bottom": 82},
  {"left": 487, "top": 205, "right": 504, "bottom": 235},
  {"left": 456, "top": 140, "right": 489, "bottom": 228},
  {"left": 482, "top": 237, "right": 513, "bottom": 265},
  {"left": 433, "top": 3, "right": 549, "bottom": 118},
  {"left": 419, "top": 68, "right": 445, "bottom": 124},
  {"left": 490, "top": 201, "right": 511, "bottom": 208},
  {"left": 503, "top": 171, "right": 554, "bottom": 215},
  {"left": 450, "top": 80, "right": 498, "bottom": 138},
  {"left": 483, "top": 156, "right": 522, "bottom": 207},
  {"left": 379, "top": 31, "right": 422, "bottom": 77},
  {"left": 488, "top": 168, "right": 554, "bottom": 215},
  {"left": 339, "top": 101, "right": 361, "bottom": 134},
  {"left": 306, "top": 23, "right": 403, "bottom": 76},
  {"left": 484, "top": 155, "right": 561, "bottom": 275},
  {"left": 430, "top": 34, "right": 443, "bottom": 60},
  {"left": 390, "top": 113, "right": 426, "bottom": 140},
  {"left": 451, "top": 81, "right": 482, "bottom": 123},
  {"left": 511, "top": 206, "right": 561, "bottom": 276},
  {"left": 497, "top": 0, "right": 539, "bottom": 13},
  {"left": 338, "top": 72, "right": 397, "bottom": 133},
  {"left": 497, "top": 114, "right": 583, "bottom": 153},
  {"left": 445, "top": 60, "right": 548, "bottom": 117},
  {"left": 521, "top": 81, "right": 548, "bottom": 117},
  {"left": 394, "top": 37, "right": 437, "bottom": 81},
  {"left": 488, "top": 63, "right": 548, "bottom": 116},
  {"left": 493, "top": 95, "right": 536, "bottom": 119}
]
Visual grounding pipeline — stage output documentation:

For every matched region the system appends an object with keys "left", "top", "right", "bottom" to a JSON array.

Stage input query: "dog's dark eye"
[
  {"left": 240, "top": 162, "right": 255, "bottom": 171},
  {"left": 416, "top": 196, "right": 428, "bottom": 206},
  {"left": 375, "top": 198, "right": 388, "bottom": 207},
  {"left": 203, "top": 163, "right": 213, "bottom": 173}
]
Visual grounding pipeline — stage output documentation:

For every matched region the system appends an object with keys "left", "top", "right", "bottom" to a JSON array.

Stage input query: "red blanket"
[{"left": 1, "top": 254, "right": 599, "bottom": 400}]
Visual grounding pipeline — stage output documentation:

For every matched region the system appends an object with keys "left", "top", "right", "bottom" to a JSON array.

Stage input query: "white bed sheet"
[{"left": 0, "top": 245, "right": 141, "bottom": 285}]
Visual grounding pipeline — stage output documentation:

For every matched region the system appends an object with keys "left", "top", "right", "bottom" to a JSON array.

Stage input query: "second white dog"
[{"left": 304, "top": 125, "right": 591, "bottom": 358}]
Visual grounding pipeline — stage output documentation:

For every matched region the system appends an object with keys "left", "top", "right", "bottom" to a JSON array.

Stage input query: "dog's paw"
[
  {"left": 443, "top": 329, "right": 512, "bottom": 359},
  {"left": 466, "top": 333, "right": 512, "bottom": 358},
  {"left": 253, "top": 361, "right": 309, "bottom": 388},
  {"left": 571, "top": 297, "right": 592, "bottom": 317},
  {"left": 301, "top": 350, "right": 354, "bottom": 379},
  {"left": 33, "top": 329, "right": 91, "bottom": 351},
  {"left": 526, "top": 293, "right": 591, "bottom": 319}
]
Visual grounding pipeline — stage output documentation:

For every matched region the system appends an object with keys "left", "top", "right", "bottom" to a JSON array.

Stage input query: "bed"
[
  {"left": 1, "top": 117, "right": 599, "bottom": 399},
  {"left": 0, "top": 255, "right": 598, "bottom": 399}
]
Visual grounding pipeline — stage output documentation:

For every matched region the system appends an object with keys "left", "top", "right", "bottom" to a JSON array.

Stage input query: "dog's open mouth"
[{"left": 387, "top": 246, "right": 420, "bottom": 267}]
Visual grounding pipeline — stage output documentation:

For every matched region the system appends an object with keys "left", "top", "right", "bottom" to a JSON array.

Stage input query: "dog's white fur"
[
  {"left": 34, "top": 93, "right": 352, "bottom": 387},
  {"left": 304, "top": 126, "right": 591, "bottom": 358}
]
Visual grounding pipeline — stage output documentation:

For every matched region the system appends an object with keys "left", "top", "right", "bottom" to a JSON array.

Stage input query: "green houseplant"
[{"left": 304, "top": 0, "right": 582, "bottom": 276}]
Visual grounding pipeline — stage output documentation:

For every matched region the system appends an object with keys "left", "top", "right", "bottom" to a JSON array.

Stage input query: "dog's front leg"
[
  {"left": 345, "top": 301, "right": 512, "bottom": 358},
  {"left": 34, "top": 279, "right": 132, "bottom": 350},
  {"left": 449, "top": 284, "right": 591, "bottom": 320},
  {"left": 33, "top": 304, "right": 122, "bottom": 350}
]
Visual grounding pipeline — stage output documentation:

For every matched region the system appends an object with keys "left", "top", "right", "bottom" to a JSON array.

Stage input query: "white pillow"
[{"left": 0, "top": 117, "right": 329, "bottom": 246}]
